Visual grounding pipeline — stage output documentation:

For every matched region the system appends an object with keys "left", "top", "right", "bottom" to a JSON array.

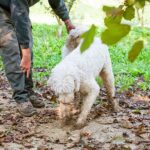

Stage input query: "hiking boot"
[
  {"left": 17, "top": 101, "right": 37, "bottom": 117},
  {"left": 29, "top": 91, "right": 45, "bottom": 108}
]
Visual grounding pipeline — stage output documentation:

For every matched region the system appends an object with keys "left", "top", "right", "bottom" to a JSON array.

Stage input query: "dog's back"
[{"left": 61, "top": 37, "right": 109, "bottom": 77}]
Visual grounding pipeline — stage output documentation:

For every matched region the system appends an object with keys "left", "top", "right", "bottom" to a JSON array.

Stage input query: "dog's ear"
[
  {"left": 67, "top": 35, "right": 76, "bottom": 45},
  {"left": 66, "top": 34, "right": 80, "bottom": 51}
]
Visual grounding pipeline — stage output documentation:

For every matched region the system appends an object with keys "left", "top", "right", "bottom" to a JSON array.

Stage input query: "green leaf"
[
  {"left": 101, "top": 24, "right": 131, "bottom": 45},
  {"left": 124, "top": 0, "right": 135, "bottom": 6},
  {"left": 123, "top": 6, "right": 135, "bottom": 20},
  {"left": 128, "top": 40, "right": 144, "bottom": 62},
  {"left": 80, "top": 25, "right": 97, "bottom": 53},
  {"left": 104, "top": 14, "right": 123, "bottom": 27},
  {"left": 103, "top": 6, "right": 116, "bottom": 14},
  {"left": 103, "top": 5, "right": 123, "bottom": 17},
  {"left": 132, "top": 109, "right": 141, "bottom": 114},
  {"left": 103, "top": 5, "right": 124, "bottom": 27},
  {"left": 135, "top": 0, "right": 146, "bottom": 8}
]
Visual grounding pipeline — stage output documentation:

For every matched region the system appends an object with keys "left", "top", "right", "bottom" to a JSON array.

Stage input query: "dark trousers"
[{"left": 0, "top": 7, "right": 33, "bottom": 103}]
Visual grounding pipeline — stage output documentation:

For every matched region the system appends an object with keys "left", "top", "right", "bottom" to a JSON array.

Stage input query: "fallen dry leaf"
[
  {"left": 131, "top": 95, "right": 150, "bottom": 102},
  {"left": 37, "top": 146, "right": 50, "bottom": 150},
  {"left": 120, "top": 120, "right": 133, "bottom": 129}
]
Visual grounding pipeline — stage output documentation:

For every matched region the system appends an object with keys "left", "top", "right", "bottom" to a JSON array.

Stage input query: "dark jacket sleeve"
[
  {"left": 48, "top": 0, "right": 69, "bottom": 21},
  {"left": 10, "top": 0, "right": 31, "bottom": 49}
]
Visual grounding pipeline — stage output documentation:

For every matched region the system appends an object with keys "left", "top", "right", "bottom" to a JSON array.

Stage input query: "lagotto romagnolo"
[{"left": 48, "top": 27, "right": 121, "bottom": 128}]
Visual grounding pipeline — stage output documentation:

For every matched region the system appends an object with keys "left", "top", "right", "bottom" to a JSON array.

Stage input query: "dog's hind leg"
[
  {"left": 100, "top": 57, "right": 121, "bottom": 112},
  {"left": 76, "top": 79, "right": 100, "bottom": 128}
]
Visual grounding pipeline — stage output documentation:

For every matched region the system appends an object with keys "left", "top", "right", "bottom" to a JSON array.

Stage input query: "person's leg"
[
  {"left": 0, "top": 23, "right": 27, "bottom": 103},
  {"left": 24, "top": 25, "right": 34, "bottom": 91},
  {"left": 0, "top": 21, "right": 36, "bottom": 116},
  {"left": 24, "top": 25, "right": 45, "bottom": 108}
]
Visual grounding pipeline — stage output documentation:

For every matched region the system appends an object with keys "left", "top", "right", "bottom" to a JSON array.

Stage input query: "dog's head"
[
  {"left": 48, "top": 74, "right": 79, "bottom": 121},
  {"left": 66, "top": 26, "right": 88, "bottom": 51}
]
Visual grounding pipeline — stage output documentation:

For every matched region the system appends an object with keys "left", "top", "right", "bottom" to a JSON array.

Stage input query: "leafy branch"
[{"left": 81, "top": 0, "right": 150, "bottom": 62}]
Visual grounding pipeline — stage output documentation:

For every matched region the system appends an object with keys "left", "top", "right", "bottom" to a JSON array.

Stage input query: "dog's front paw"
[
  {"left": 75, "top": 119, "right": 86, "bottom": 129},
  {"left": 75, "top": 123, "right": 85, "bottom": 129},
  {"left": 113, "top": 104, "right": 122, "bottom": 112},
  {"left": 111, "top": 99, "right": 122, "bottom": 112}
]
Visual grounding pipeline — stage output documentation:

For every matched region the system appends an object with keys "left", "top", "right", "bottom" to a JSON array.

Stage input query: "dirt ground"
[{"left": 0, "top": 74, "right": 150, "bottom": 150}]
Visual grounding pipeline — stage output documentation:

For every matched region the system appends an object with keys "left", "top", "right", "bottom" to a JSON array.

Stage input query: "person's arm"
[
  {"left": 48, "top": 0, "right": 75, "bottom": 32},
  {"left": 10, "top": 0, "right": 31, "bottom": 77}
]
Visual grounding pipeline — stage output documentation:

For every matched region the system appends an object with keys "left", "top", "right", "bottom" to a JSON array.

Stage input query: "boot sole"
[
  {"left": 32, "top": 103, "right": 45, "bottom": 108},
  {"left": 17, "top": 109, "right": 37, "bottom": 117}
]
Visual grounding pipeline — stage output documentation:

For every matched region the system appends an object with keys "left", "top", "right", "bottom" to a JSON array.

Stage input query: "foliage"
[
  {"left": 128, "top": 40, "right": 144, "bottom": 62},
  {"left": 101, "top": 24, "right": 131, "bottom": 45},
  {"left": 81, "top": 0, "right": 150, "bottom": 62},
  {"left": 80, "top": 25, "right": 97, "bottom": 52}
]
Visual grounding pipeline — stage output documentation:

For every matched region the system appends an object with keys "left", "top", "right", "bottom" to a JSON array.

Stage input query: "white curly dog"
[{"left": 48, "top": 27, "right": 121, "bottom": 128}]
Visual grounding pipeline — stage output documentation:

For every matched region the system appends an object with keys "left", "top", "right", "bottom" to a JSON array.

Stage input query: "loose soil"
[{"left": 0, "top": 75, "right": 150, "bottom": 150}]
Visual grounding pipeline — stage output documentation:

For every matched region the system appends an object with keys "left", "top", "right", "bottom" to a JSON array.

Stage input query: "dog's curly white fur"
[{"left": 48, "top": 27, "right": 121, "bottom": 127}]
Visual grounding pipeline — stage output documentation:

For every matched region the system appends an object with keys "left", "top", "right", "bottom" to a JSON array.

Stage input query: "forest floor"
[{"left": 0, "top": 74, "right": 150, "bottom": 150}]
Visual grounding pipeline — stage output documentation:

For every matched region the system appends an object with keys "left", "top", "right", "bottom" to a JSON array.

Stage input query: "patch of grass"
[
  {"left": 0, "top": 24, "right": 149, "bottom": 91},
  {"left": 96, "top": 26, "right": 150, "bottom": 91},
  {"left": 109, "top": 27, "right": 150, "bottom": 91},
  {"left": 32, "top": 24, "right": 67, "bottom": 81}
]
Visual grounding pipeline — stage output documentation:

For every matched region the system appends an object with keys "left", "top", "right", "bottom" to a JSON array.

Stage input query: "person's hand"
[
  {"left": 64, "top": 19, "right": 75, "bottom": 33},
  {"left": 20, "top": 48, "right": 31, "bottom": 78}
]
